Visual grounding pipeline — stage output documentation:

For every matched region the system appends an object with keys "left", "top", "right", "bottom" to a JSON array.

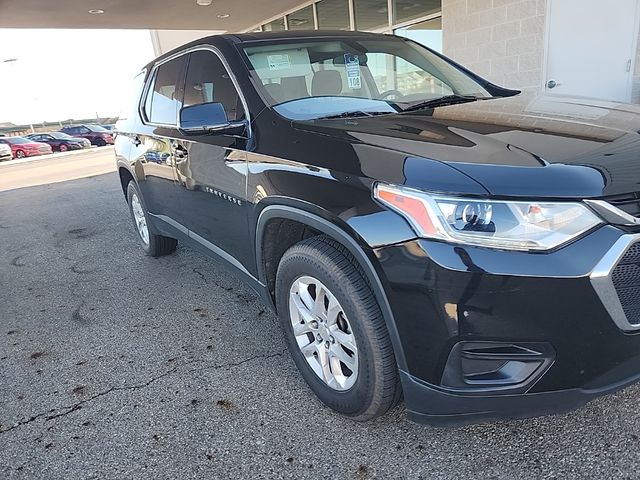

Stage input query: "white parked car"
[{"left": 0, "top": 143, "right": 11, "bottom": 161}]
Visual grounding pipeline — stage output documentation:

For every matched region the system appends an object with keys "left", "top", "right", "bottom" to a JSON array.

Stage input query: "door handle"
[
  {"left": 132, "top": 135, "right": 141, "bottom": 147},
  {"left": 170, "top": 142, "right": 188, "bottom": 159}
]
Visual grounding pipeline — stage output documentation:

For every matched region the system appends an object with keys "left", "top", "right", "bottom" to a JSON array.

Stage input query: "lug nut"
[
  {"left": 325, "top": 341, "right": 330, "bottom": 349},
  {"left": 329, "top": 336, "right": 335, "bottom": 344},
  {"left": 316, "top": 334, "right": 322, "bottom": 343},
  {"left": 310, "top": 320, "right": 318, "bottom": 329}
]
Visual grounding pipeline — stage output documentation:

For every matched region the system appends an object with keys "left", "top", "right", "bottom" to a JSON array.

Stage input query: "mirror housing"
[{"left": 178, "top": 102, "right": 247, "bottom": 136}]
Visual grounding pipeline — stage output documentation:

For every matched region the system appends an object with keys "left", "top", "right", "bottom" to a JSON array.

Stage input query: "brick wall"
[{"left": 442, "top": 0, "right": 547, "bottom": 92}]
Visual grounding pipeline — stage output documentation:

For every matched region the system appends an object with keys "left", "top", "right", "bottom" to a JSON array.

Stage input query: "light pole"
[{"left": 3, "top": 58, "right": 34, "bottom": 133}]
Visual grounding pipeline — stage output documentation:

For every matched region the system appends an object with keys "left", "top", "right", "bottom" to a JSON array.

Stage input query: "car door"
[
  {"left": 41, "top": 135, "right": 56, "bottom": 149},
  {"left": 172, "top": 48, "right": 252, "bottom": 270},
  {"left": 131, "top": 54, "right": 188, "bottom": 226}
]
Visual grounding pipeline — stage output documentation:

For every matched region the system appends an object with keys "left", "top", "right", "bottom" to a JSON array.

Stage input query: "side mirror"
[{"left": 179, "top": 102, "right": 247, "bottom": 136}]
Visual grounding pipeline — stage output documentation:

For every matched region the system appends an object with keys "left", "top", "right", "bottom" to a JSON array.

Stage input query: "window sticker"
[
  {"left": 344, "top": 54, "right": 361, "bottom": 89},
  {"left": 268, "top": 54, "right": 291, "bottom": 71}
]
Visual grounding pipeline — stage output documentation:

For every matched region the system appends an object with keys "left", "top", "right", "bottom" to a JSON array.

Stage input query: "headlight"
[{"left": 374, "top": 184, "right": 602, "bottom": 251}]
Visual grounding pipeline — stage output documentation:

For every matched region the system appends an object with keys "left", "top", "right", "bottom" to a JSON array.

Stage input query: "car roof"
[
  {"left": 226, "top": 30, "right": 383, "bottom": 42},
  {"left": 145, "top": 30, "right": 393, "bottom": 70}
]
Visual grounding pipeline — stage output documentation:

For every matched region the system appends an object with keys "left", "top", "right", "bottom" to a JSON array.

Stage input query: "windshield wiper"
[
  {"left": 314, "top": 111, "right": 392, "bottom": 120},
  {"left": 401, "top": 95, "right": 482, "bottom": 112}
]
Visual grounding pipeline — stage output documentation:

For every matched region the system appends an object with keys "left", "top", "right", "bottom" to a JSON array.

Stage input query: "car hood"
[{"left": 293, "top": 93, "right": 640, "bottom": 199}]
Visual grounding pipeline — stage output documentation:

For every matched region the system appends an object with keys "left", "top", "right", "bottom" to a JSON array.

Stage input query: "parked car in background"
[
  {"left": 60, "top": 124, "right": 114, "bottom": 146},
  {"left": 0, "top": 136, "right": 52, "bottom": 159},
  {"left": 26, "top": 132, "right": 90, "bottom": 152},
  {"left": 0, "top": 143, "right": 12, "bottom": 161},
  {"left": 117, "top": 31, "right": 640, "bottom": 426}
]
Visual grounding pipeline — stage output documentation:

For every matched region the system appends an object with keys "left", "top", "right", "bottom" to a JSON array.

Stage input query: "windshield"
[
  {"left": 51, "top": 132, "right": 74, "bottom": 139},
  {"left": 4, "top": 137, "right": 31, "bottom": 144},
  {"left": 242, "top": 36, "right": 491, "bottom": 120}
]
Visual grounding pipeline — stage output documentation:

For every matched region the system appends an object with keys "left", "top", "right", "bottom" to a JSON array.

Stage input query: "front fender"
[{"left": 255, "top": 204, "right": 409, "bottom": 371}]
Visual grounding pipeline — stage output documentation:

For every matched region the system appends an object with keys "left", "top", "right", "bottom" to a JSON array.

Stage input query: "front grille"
[
  {"left": 611, "top": 242, "right": 640, "bottom": 325},
  {"left": 604, "top": 192, "right": 640, "bottom": 217}
]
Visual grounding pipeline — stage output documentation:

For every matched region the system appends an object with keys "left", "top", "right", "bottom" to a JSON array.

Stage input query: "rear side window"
[
  {"left": 144, "top": 55, "right": 187, "bottom": 125},
  {"left": 183, "top": 50, "right": 244, "bottom": 122}
]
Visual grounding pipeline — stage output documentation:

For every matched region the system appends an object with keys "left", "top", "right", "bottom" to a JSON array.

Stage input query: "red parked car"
[{"left": 0, "top": 136, "right": 53, "bottom": 159}]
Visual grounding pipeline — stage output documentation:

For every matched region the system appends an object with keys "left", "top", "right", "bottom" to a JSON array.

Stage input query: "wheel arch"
[
  {"left": 256, "top": 204, "right": 408, "bottom": 371},
  {"left": 118, "top": 165, "right": 135, "bottom": 198}
]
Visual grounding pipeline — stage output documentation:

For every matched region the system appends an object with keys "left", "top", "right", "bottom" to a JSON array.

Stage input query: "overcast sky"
[{"left": 0, "top": 29, "right": 155, "bottom": 125}]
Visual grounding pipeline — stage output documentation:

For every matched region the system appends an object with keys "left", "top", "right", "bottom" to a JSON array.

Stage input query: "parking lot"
[{"left": 1, "top": 151, "right": 640, "bottom": 479}]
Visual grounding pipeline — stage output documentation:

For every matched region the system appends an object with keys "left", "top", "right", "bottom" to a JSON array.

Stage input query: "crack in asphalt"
[
  {"left": 189, "top": 349, "right": 287, "bottom": 374},
  {"left": 192, "top": 267, "right": 235, "bottom": 292},
  {"left": 0, "top": 350, "right": 287, "bottom": 435},
  {"left": 10, "top": 255, "right": 26, "bottom": 267}
]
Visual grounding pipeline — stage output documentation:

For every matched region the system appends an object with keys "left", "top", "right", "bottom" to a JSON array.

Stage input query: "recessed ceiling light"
[
  {"left": 197, "top": 0, "right": 213, "bottom": 5},
  {"left": 88, "top": 9, "right": 105, "bottom": 14},
  {"left": 217, "top": 13, "right": 230, "bottom": 18}
]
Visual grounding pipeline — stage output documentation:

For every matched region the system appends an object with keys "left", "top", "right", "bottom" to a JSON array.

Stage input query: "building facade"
[{"left": 152, "top": 0, "right": 640, "bottom": 104}]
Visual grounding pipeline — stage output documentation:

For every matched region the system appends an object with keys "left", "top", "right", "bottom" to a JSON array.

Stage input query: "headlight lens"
[{"left": 374, "top": 184, "right": 602, "bottom": 251}]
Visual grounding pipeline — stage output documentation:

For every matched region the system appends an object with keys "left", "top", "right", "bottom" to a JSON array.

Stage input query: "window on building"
[
  {"left": 287, "top": 5, "right": 315, "bottom": 30},
  {"left": 183, "top": 50, "right": 244, "bottom": 122},
  {"left": 263, "top": 17, "right": 286, "bottom": 31},
  {"left": 393, "top": 0, "right": 441, "bottom": 25},
  {"left": 355, "top": 0, "right": 388, "bottom": 31},
  {"left": 317, "top": 0, "right": 350, "bottom": 30},
  {"left": 144, "top": 56, "right": 187, "bottom": 125},
  {"left": 395, "top": 16, "right": 443, "bottom": 53}
]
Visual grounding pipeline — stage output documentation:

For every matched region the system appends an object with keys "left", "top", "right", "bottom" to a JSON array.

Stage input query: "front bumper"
[
  {"left": 375, "top": 225, "right": 640, "bottom": 425},
  {"left": 65, "top": 143, "right": 83, "bottom": 151},
  {"left": 25, "top": 150, "right": 48, "bottom": 157}
]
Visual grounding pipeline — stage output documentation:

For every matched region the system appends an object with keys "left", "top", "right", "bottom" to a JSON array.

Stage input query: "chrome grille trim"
[{"left": 590, "top": 234, "right": 640, "bottom": 332}]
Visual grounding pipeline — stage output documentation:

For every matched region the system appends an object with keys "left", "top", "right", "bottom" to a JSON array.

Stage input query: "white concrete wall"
[{"left": 442, "top": 0, "right": 547, "bottom": 92}]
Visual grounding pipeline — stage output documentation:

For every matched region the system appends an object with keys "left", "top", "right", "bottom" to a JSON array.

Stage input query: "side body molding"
[{"left": 255, "top": 205, "right": 408, "bottom": 371}]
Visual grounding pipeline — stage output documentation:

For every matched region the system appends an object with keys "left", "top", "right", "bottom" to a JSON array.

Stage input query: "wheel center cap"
[{"left": 318, "top": 323, "right": 331, "bottom": 341}]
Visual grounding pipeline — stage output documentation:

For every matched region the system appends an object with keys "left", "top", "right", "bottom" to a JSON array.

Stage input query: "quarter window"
[
  {"left": 145, "top": 55, "right": 187, "bottom": 125},
  {"left": 183, "top": 50, "right": 244, "bottom": 122}
]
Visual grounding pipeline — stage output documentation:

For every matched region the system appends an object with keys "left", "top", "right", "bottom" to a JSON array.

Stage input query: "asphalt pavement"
[{"left": 1, "top": 168, "right": 640, "bottom": 479}]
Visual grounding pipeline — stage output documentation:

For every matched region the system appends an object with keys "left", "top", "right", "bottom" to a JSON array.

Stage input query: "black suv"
[{"left": 115, "top": 31, "right": 640, "bottom": 426}]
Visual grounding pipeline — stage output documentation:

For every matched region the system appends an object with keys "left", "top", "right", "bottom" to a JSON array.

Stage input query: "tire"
[
  {"left": 95, "top": 138, "right": 106, "bottom": 147},
  {"left": 15, "top": 150, "right": 25, "bottom": 159},
  {"left": 59, "top": 144, "right": 68, "bottom": 152},
  {"left": 275, "top": 235, "right": 401, "bottom": 421},
  {"left": 126, "top": 181, "right": 177, "bottom": 257}
]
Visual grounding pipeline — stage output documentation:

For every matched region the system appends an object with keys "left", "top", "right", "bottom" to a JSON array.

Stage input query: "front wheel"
[
  {"left": 59, "top": 144, "right": 68, "bottom": 152},
  {"left": 275, "top": 235, "right": 401, "bottom": 421},
  {"left": 95, "top": 138, "right": 106, "bottom": 147},
  {"left": 126, "top": 181, "right": 177, "bottom": 257},
  {"left": 15, "top": 150, "right": 25, "bottom": 159}
]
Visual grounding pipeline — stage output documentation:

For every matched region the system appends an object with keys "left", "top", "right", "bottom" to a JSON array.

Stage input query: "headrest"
[{"left": 311, "top": 70, "right": 343, "bottom": 96}]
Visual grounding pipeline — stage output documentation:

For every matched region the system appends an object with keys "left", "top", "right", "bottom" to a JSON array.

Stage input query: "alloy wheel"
[
  {"left": 289, "top": 276, "right": 358, "bottom": 391},
  {"left": 130, "top": 192, "right": 149, "bottom": 245}
]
